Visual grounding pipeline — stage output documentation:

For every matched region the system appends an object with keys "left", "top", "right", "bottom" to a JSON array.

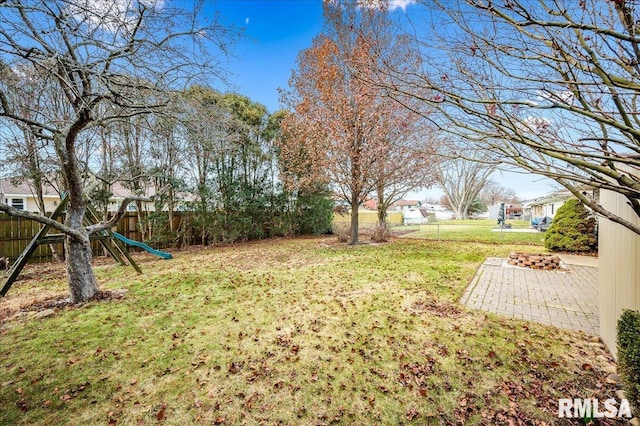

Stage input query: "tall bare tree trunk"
[
  {"left": 58, "top": 133, "right": 99, "bottom": 303},
  {"left": 376, "top": 185, "right": 387, "bottom": 225},
  {"left": 64, "top": 206, "right": 99, "bottom": 303},
  {"left": 349, "top": 193, "right": 359, "bottom": 245}
]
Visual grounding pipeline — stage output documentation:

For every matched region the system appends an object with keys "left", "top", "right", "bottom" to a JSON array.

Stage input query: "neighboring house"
[
  {"left": 403, "top": 207, "right": 433, "bottom": 225},
  {"left": 0, "top": 178, "right": 190, "bottom": 214},
  {"left": 362, "top": 197, "right": 377, "bottom": 211},
  {"left": 522, "top": 190, "right": 575, "bottom": 219},
  {"left": 391, "top": 199, "right": 421, "bottom": 213},
  {"left": 106, "top": 182, "right": 157, "bottom": 213},
  {"left": 488, "top": 203, "right": 524, "bottom": 220},
  {"left": 422, "top": 203, "right": 456, "bottom": 220},
  {"left": 0, "top": 179, "right": 61, "bottom": 213}
]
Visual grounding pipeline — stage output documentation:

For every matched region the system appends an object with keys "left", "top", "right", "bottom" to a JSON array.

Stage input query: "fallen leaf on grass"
[
  {"left": 406, "top": 407, "right": 419, "bottom": 421},
  {"left": 156, "top": 403, "right": 166, "bottom": 421}
]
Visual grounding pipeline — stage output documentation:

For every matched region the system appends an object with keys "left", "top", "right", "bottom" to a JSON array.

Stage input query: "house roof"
[
  {"left": 0, "top": 178, "right": 154, "bottom": 199},
  {"left": 1, "top": 177, "right": 195, "bottom": 203},
  {"left": 0, "top": 178, "right": 60, "bottom": 197},
  {"left": 522, "top": 190, "right": 574, "bottom": 208},
  {"left": 393, "top": 199, "right": 420, "bottom": 207}
]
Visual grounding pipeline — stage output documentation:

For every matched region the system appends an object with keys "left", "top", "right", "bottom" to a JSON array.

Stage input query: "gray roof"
[{"left": 0, "top": 178, "right": 60, "bottom": 197}]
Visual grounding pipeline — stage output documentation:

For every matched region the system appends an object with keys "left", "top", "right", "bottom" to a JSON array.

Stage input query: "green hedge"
[
  {"left": 544, "top": 199, "right": 597, "bottom": 252},
  {"left": 617, "top": 309, "right": 640, "bottom": 415}
]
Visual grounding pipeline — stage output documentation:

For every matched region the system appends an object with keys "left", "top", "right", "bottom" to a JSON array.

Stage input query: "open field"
[
  {"left": 398, "top": 219, "right": 547, "bottom": 246},
  {"left": 0, "top": 237, "right": 620, "bottom": 424}
]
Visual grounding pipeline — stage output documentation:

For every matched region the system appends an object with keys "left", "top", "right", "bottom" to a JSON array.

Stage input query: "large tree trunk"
[
  {"left": 64, "top": 206, "right": 99, "bottom": 303},
  {"left": 456, "top": 205, "right": 468, "bottom": 220},
  {"left": 58, "top": 128, "right": 100, "bottom": 303},
  {"left": 349, "top": 194, "right": 359, "bottom": 245},
  {"left": 377, "top": 185, "right": 387, "bottom": 225}
]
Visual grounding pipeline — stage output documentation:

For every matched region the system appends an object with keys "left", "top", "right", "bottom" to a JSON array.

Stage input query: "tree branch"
[{"left": 0, "top": 203, "right": 86, "bottom": 242}]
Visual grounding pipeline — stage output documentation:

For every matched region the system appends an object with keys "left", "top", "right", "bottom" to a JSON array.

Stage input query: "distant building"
[
  {"left": 522, "top": 190, "right": 575, "bottom": 219},
  {"left": 0, "top": 179, "right": 61, "bottom": 213},
  {"left": 422, "top": 203, "right": 455, "bottom": 220},
  {"left": 391, "top": 199, "right": 421, "bottom": 213},
  {"left": 0, "top": 178, "right": 191, "bottom": 214},
  {"left": 403, "top": 207, "right": 433, "bottom": 225},
  {"left": 523, "top": 187, "right": 598, "bottom": 219},
  {"left": 362, "top": 197, "right": 377, "bottom": 211},
  {"left": 488, "top": 203, "right": 523, "bottom": 220}
]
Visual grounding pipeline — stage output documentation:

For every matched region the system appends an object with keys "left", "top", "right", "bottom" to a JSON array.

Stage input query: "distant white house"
[
  {"left": 403, "top": 207, "right": 433, "bottom": 225},
  {"left": 391, "top": 199, "right": 421, "bottom": 213},
  {"left": 422, "top": 203, "right": 456, "bottom": 220}
]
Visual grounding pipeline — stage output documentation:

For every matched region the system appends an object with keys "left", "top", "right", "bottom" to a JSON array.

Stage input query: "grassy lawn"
[
  {"left": 0, "top": 237, "right": 618, "bottom": 425},
  {"left": 398, "top": 219, "right": 546, "bottom": 246}
]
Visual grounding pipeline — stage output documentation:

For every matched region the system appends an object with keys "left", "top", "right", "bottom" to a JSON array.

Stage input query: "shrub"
[
  {"left": 618, "top": 310, "right": 640, "bottom": 415},
  {"left": 370, "top": 222, "right": 391, "bottom": 243},
  {"left": 295, "top": 192, "right": 334, "bottom": 235},
  {"left": 334, "top": 225, "right": 351, "bottom": 243},
  {"left": 544, "top": 199, "right": 597, "bottom": 252}
]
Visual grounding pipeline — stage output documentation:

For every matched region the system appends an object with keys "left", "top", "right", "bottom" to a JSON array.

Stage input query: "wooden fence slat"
[{"left": 0, "top": 210, "right": 180, "bottom": 265}]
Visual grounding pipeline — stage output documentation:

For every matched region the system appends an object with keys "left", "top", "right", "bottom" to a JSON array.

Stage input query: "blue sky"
[
  {"left": 207, "top": 0, "right": 555, "bottom": 201},
  {"left": 211, "top": 0, "right": 418, "bottom": 113},
  {"left": 211, "top": 0, "right": 325, "bottom": 113}
]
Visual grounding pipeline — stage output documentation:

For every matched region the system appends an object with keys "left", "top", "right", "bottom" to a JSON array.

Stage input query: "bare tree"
[
  {"left": 374, "top": 0, "right": 640, "bottom": 235},
  {"left": 370, "top": 114, "right": 439, "bottom": 224},
  {"left": 1, "top": 64, "right": 65, "bottom": 258},
  {"left": 280, "top": 0, "right": 435, "bottom": 242},
  {"left": 435, "top": 156, "right": 494, "bottom": 219},
  {"left": 0, "top": 0, "right": 233, "bottom": 302},
  {"left": 279, "top": 2, "right": 392, "bottom": 245},
  {"left": 480, "top": 181, "right": 519, "bottom": 207}
]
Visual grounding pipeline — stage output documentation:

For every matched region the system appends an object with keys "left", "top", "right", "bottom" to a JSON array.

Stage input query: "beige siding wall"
[
  {"left": 3, "top": 195, "right": 59, "bottom": 213},
  {"left": 42, "top": 197, "right": 60, "bottom": 213},
  {"left": 599, "top": 185, "right": 640, "bottom": 358}
]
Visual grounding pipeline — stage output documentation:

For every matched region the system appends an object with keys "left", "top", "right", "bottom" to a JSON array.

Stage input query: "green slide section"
[{"left": 112, "top": 232, "right": 173, "bottom": 260}]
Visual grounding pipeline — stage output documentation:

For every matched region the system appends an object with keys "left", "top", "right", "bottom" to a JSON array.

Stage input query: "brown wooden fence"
[
  {"left": 0, "top": 212, "right": 185, "bottom": 264},
  {"left": 0, "top": 214, "right": 62, "bottom": 263}
]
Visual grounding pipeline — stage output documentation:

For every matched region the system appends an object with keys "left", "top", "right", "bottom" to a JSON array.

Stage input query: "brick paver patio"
[{"left": 460, "top": 258, "right": 599, "bottom": 335}]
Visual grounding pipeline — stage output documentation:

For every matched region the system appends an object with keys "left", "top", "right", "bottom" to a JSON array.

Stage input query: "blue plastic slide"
[{"left": 112, "top": 232, "right": 173, "bottom": 260}]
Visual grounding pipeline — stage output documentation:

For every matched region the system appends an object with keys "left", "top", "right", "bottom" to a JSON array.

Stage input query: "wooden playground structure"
[{"left": 1, "top": 195, "right": 171, "bottom": 297}]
